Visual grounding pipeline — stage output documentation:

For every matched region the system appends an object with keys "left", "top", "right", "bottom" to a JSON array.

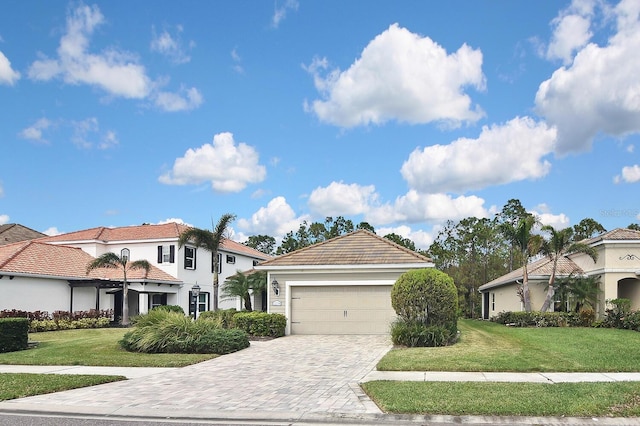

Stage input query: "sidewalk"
[{"left": 0, "top": 364, "right": 177, "bottom": 379}]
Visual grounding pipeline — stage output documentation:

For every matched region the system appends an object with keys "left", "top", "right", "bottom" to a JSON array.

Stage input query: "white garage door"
[{"left": 290, "top": 285, "right": 396, "bottom": 335}]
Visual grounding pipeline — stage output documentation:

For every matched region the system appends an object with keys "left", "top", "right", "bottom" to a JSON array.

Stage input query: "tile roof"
[
  {"left": 581, "top": 227, "right": 640, "bottom": 244},
  {"left": 39, "top": 222, "right": 270, "bottom": 260},
  {"left": 258, "top": 230, "right": 432, "bottom": 267},
  {"left": 0, "top": 240, "right": 180, "bottom": 283},
  {"left": 479, "top": 255, "right": 583, "bottom": 291},
  {"left": 0, "top": 224, "right": 46, "bottom": 246}
]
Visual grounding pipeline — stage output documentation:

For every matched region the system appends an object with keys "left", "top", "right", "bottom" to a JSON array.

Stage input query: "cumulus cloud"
[
  {"left": 154, "top": 86, "right": 203, "bottom": 112},
  {"left": 376, "top": 224, "right": 436, "bottom": 250},
  {"left": 151, "top": 25, "right": 192, "bottom": 64},
  {"left": 70, "top": 117, "right": 118, "bottom": 149},
  {"left": 536, "top": 0, "right": 640, "bottom": 153},
  {"left": 304, "top": 23, "right": 485, "bottom": 128},
  {"left": 0, "top": 214, "right": 9, "bottom": 225},
  {"left": 19, "top": 118, "right": 53, "bottom": 143},
  {"left": 159, "top": 132, "right": 266, "bottom": 192},
  {"left": 401, "top": 117, "right": 557, "bottom": 194},
  {"left": 272, "top": 0, "right": 299, "bottom": 28},
  {"left": 0, "top": 51, "right": 20, "bottom": 85},
  {"left": 237, "top": 196, "right": 310, "bottom": 238},
  {"left": 546, "top": 0, "right": 595, "bottom": 64},
  {"left": 614, "top": 164, "right": 640, "bottom": 183},
  {"left": 308, "top": 181, "right": 378, "bottom": 217},
  {"left": 43, "top": 227, "right": 62, "bottom": 236},
  {"left": 531, "top": 204, "right": 571, "bottom": 229}
]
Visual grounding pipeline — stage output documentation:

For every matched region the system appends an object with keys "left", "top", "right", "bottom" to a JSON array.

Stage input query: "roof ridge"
[
  {"left": 0, "top": 240, "right": 32, "bottom": 268},
  {"left": 361, "top": 229, "right": 432, "bottom": 262}
]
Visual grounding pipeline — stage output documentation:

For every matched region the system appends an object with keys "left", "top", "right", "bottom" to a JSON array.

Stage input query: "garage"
[
  {"left": 290, "top": 285, "right": 395, "bottom": 334},
  {"left": 256, "top": 230, "right": 434, "bottom": 335}
]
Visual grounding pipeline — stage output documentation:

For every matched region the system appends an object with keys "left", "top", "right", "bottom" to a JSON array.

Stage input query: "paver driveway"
[{"left": 4, "top": 335, "right": 392, "bottom": 418}]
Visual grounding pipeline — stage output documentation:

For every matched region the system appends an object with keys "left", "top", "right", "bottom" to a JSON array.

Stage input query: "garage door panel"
[{"left": 290, "top": 285, "right": 395, "bottom": 335}]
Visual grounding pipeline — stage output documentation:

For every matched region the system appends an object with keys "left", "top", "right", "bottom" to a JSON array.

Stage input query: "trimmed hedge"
[
  {"left": 0, "top": 318, "right": 29, "bottom": 353},
  {"left": 0, "top": 309, "right": 113, "bottom": 332},
  {"left": 492, "top": 309, "right": 597, "bottom": 328},
  {"left": 233, "top": 312, "right": 286, "bottom": 337}
]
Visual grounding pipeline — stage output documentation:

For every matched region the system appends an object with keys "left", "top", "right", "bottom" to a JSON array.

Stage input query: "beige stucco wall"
[{"left": 485, "top": 278, "right": 549, "bottom": 318}]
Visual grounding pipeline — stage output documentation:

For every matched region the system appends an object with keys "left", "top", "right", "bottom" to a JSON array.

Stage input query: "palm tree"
[
  {"left": 86, "top": 251, "right": 150, "bottom": 326},
  {"left": 539, "top": 225, "right": 598, "bottom": 312},
  {"left": 178, "top": 213, "right": 236, "bottom": 311},
  {"left": 221, "top": 270, "right": 266, "bottom": 311},
  {"left": 504, "top": 215, "right": 542, "bottom": 312}
]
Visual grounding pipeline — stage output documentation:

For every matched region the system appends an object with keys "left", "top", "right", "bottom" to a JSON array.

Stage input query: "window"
[
  {"left": 253, "top": 259, "right": 260, "bottom": 267},
  {"left": 491, "top": 293, "right": 495, "bottom": 311},
  {"left": 157, "top": 245, "right": 175, "bottom": 264},
  {"left": 184, "top": 246, "right": 196, "bottom": 270},
  {"left": 150, "top": 294, "right": 166, "bottom": 309},
  {"left": 189, "top": 291, "right": 210, "bottom": 316},
  {"left": 226, "top": 255, "right": 236, "bottom": 264},
  {"left": 212, "top": 253, "right": 222, "bottom": 273}
]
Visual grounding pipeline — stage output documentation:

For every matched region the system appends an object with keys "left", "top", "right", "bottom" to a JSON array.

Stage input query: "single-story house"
[
  {"left": 479, "top": 228, "right": 640, "bottom": 319},
  {"left": 255, "top": 229, "right": 434, "bottom": 335}
]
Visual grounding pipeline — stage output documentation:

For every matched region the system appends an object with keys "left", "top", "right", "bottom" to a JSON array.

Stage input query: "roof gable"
[
  {"left": 0, "top": 224, "right": 46, "bottom": 246},
  {"left": 479, "top": 255, "right": 583, "bottom": 291},
  {"left": 582, "top": 227, "right": 640, "bottom": 245},
  {"left": 258, "top": 230, "right": 432, "bottom": 267}
]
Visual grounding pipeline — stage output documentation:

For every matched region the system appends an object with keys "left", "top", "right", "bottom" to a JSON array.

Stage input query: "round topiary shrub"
[{"left": 390, "top": 268, "right": 458, "bottom": 347}]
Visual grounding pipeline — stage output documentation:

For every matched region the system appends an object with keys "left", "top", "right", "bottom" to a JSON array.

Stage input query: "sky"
[{"left": 1, "top": 0, "right": 639, "bottom": 249}]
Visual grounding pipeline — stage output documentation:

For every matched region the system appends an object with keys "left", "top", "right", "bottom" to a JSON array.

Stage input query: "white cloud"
[
  {"left": 305, "top": 23, "right": 485, "bottom": 128},
  {"left": 0, "top": 51, "right": 20, "bottom": 85},
  {"left": 272, "top": 0, "right": 299, "bottom": 28},
  {"left": 43, "top": 227, "right": 62, "bottom": 236},
  {"left": 401, "top": 117, "right": 557, "bottom": 194},
  {"left": 308, "top": 181, "right": 378, "bottom": 217},
  {"left": 155, "top": 218, "right": 193, "bottom": 227},
  {"left": 531, "top": 204, "right": 571, "bottom": 229},
  {"left": 150, "top": 25, "right": 191, "bottom": 64},
  {"left": 19, "top": 118, "right": 53, "bottom": 143},
  {"left": 375, "top": 224, "right": 436, "bottom": 250},
  {"left": 237, "top": 196, "right": 310, "bottom": 239},
  {"left": 366, "top": 191, "right": 488, "bottom": 225},
  {"left": 154, "top": 86, "right": 203, "bottom": 112},
  {"left": 231, "top": 48, "right": 244, "bottom": 74},
  {"left": 0, "top": 214, "right": 9, "bottom": 225},
  {"left": 28, "top": 4, "right": 151, "bottom": 99},
  {"left": 536, "top": 0, "right": 640, "bottom": 154},
  {"left": 98, "top": 130, "right": 119, "bottom": 150},
  {"left": 159, "top": 132, "right": 266, "bottom": 192},
  {"left": 615, "top": 164, "right": 640, "bottom": 183},
  {"left": 0, "top": 181, "right": 3, "bottom": 197},
  {"left": 546, "top": 0, "right": 595, "bottom": 64}
]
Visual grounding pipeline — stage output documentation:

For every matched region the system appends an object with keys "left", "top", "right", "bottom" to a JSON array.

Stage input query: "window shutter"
[
  {"left": 193, "top": 248, "right": 197, "bottom": 269},
  {"left": 188, "top": 291, "right": 195, "bottom": 316},
  {"left": 169, "top": 245, "right": 175, "bottom": 263},
  {"left": 157, "top": 246, "right": 163, "bottom": 263}
]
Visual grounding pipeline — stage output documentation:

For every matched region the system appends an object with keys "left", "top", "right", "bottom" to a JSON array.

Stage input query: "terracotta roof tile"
[
  {"left": 479, "top": 255, "right": 583, "bottom": 291},
  {"left": 258, "top": 230, "right": 432, "bottom": 267},
  {"left": 582, "top": 227, "right": 640, "bottom": 244}
]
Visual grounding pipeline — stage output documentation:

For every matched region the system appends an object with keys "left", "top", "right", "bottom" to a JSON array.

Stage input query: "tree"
[
  {"left": 178, "top": 213, "right": 236, "bottom": 311},
  {"left": 243, "top": 235, "right": 276, "bottom": 255},
  {"left": 572, "top": 218, "right": 606, "bottom": 241},
  {"left": 356, "top": 222, "right": 376, "bottom": 233},
  {"left": 496, "top": 199, "right": 530, "bottom": 272},
  {"left": 221, "top": 270, "right": 266, "bottom": 311},
  {"left": 275, "top": 216, "right": 356, "bottom": 254},
  {"left": 628, "top": 223, "right": 640, "bottom": 231},
  {"left": 539, "top": 225, "right": 598, "bottom": 312},
  {"left": 86, "top": 251, "right": 150, "bottom": 326},
  {"left": 384, "top": 233, "right": 416, "bottom": 251},
  {"left": 504, "top": 215, "right": 542, "bottom": 312},
  {"left": 567, "top": 274, "right": 601, "bottom": 312}
]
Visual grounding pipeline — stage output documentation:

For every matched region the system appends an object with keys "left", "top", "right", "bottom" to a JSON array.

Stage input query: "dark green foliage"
[
  {"left": 601, "top": 299, "right": 640, "bottom": 331},
  {"left": 152, "top": 305, "right": 185, "bottom": 314},
  {"left": 120, "top": 309, "right": 249, "bottom": 354},
  {"left": 390, "top": 269, "right": 458, "bottom": 347},
  {"left": 492, "top": 310, "right": 596, "bottom": 328},
  {"left": 198, "top": 309, "right": 237, "bottom": 328},
  {"left": 0, "top": 318, "right": 28, "bottom": 353},
  {"left": 0, "top": 309, "right": 112, "bottom": 332},
  {"left": 233, "top": 312, "right": 286, "bottom": 337}
]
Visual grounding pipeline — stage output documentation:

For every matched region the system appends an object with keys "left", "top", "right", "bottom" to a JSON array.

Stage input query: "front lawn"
[
  {"left": 0, "top": 373, "right": 125, "bottom": 401},
  {"left": 0, "top": 328, "right": 218, "bottom": 367},
  {"left": 377, "top": 319, "right": 640, "bottom": 372}
]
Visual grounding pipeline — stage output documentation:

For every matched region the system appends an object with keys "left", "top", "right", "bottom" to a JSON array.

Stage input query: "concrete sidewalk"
[{"left": 0, "top": 364, "right": 177, "bottom": 379}]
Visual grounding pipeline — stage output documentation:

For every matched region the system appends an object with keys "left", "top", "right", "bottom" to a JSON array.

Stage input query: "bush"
[
  {"left": 198, "top": 309, "right": 237, "bottom": 328},
  {"left": 0, "top": 318, "right": 29, "bottom": 353},
  {"left": 391, "top": 319, "right": 457, "bottom": 347},
  {"left": 152, "top": 305, "right": 185, "bottom": 314},
  {"left": 492, "top": 311, "right": 570, "bottom": 327},
  {"left": 120, "top": 309, "right": 249, "bottom": 354},
  {"left": 233, "top": 312, "right": 286, "bottom": 337},
  {"left": 603, "top": 298, "right": 632, "bottom": 329},
  {"left": 390, "top": 269, "right": 458, "bottom": 347}
]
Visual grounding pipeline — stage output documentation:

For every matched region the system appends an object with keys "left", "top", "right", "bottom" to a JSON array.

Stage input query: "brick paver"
[{"left": 4, "top": 335, "right": 391, "bottom": 415}]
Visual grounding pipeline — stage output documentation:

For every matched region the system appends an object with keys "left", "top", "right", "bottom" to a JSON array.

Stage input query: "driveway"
[{"left": 1, "top": 335, "right": 392, "bottom": 420}]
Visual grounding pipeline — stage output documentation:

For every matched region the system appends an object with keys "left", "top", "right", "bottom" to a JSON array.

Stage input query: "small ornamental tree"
[{"left": 390, "top": 268, "right": 458, "bottom": 347}]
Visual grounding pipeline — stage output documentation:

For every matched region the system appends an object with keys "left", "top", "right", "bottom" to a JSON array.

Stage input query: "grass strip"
[
  {"left": 0, "top": 373, "right": 125, "bottom": 401},
  {"left": 0, "top": 328, "right": 218, "bottom": 367},
  {"left": 377, "top": 319, "right": 640, "bottom": 372},
  {"left": 362, "top": 381, "right": 640, "bottom": 417}
]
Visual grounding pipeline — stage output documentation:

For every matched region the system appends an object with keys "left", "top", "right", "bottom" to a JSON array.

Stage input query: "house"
[
  {"left": 0, "top": 223, "right": 46, "bottom": 245},
  {"left": 38, "top": 222, "right": 271, "bottom": 316},
  {"left": 0, "top": 240, "right": 180, "bottom": 315},
  {"left": 255, "top": 230, "right": 434, "bottom": 335},
  {"left": 479, "top": 228, "right": 640, "bottom": 319}
]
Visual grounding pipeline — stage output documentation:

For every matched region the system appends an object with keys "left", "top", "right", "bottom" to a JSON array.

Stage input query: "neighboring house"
[
  {"left": 479, "top": 228, "right": 640, "bottom": 319},
  {"left": 255, "top": 230, "right": 434, "bottom": 335},
  {"left": 0, "top": 223, "right": 46, "bottom": 245},
  {"left": 38, "top": 222, "right": 271, "bottom": 316},
  {"left": 0, "top": 240, "right": 179, "bottom": 315}
]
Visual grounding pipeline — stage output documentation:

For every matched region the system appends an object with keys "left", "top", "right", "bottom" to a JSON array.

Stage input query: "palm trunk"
[
  {"left": 540, "top": 256, "right": 559, "bottom": 312},
  {"left": 213, "top": 272, "right": 219, "bottom": 311},
  {"left": 122, "top": 274, "right": 129, "bottom": 326},
  {"left": 522, "top": 263, "right": 531, "bottom": 312}
]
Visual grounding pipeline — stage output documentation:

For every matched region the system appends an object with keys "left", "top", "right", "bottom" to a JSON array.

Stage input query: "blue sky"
[{"left": 1, "top": 0, "right": 639, "bottom": 249}]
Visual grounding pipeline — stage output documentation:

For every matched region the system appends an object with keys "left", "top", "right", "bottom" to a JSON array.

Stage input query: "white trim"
[{"left": 255, "top": 262, "right": 433, "bottom": 271}]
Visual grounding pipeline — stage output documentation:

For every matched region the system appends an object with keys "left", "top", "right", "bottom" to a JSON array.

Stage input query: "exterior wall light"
[
  {"left": 191, "top": 283, "right": 201, "bottom": 319},
  {"left": 271, "top": 279, "right": 280, "bottom": 296}
]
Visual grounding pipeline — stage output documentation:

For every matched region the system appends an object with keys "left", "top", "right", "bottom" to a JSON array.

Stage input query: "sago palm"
[{"left": 86, "top": 252, "right": 151, "bottom": 326}]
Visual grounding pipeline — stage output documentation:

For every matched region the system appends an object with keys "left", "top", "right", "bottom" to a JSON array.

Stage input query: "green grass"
[
  {"left": 377, "top": 319, "right": 640, "bottom": 372},
  {"left": 0, "top": 328, "right": 218, "bottom": 367},
  {"left": 0, "top": 373, "right": 125, "bottom": 401},
  {"left": 362, "top": 381, "right": 640, "bottom": 417}
]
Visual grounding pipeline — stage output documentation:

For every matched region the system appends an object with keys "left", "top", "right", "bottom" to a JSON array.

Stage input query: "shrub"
[
  {"left": 603, "top": 298, "right": 632, "bottom": 329},
  {"left": 0, "top": 318, "right": 29, "bottom": 353},
  {"left": 233, "top": 312, "right": 286, "bottom": 337},
  {"left": 391, "top": 319, "right": 457, "bottom": 347},
  {"left": 198, "top": 309, "right": 237, "bottom": 328},
  {"left": 152, "top": 305, "right": 185, "bottom": 314},
  {"left": 492, "top": 311, "right": 570, "bottom": 327},
  {"left": 191, "top": 328, "right": 249, "bottom": 354}
]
